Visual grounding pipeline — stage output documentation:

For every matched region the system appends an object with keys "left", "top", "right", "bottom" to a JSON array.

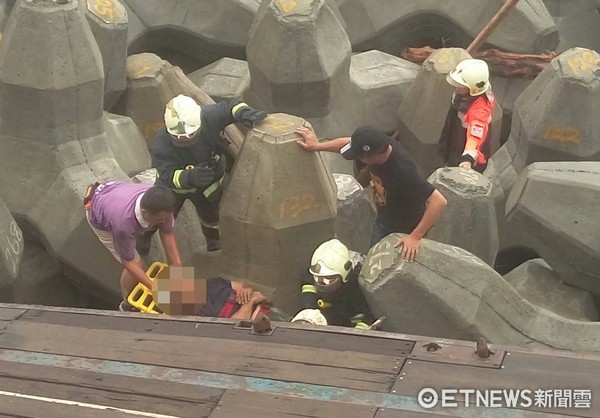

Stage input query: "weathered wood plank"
[
  {"left": 208, "top": 390, "right": 377, "bottom": 418},
  {"left": 0, "top": 396, "right": 149, "bottom": 418},
  {"left": 16, "top": 309, "right": 413, "bottom": 357},
  {"left": 374, "top": 408, "right": 447, "bottom": 417},
  {"left": 0, "top": 321, "right": 401, "bottom": 392},
  {"left": 0, "top": 360, "right": 220, "bottom": 418},
  {"left": 0, "top": 307, "right": 26, "bottom": 321},
  {"left": 393, "top": 353, "right": 600, "bottom": 417}
]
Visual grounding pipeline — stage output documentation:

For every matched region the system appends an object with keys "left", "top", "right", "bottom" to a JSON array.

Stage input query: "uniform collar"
[{"left": 135, "top": 194, "right": 150, "bottom": 228}]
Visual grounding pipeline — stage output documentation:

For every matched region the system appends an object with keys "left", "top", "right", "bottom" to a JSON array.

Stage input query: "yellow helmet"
[
  {"left": 291, "top": 309, "right": 328, "bottom": 326},
  {"left": 446, "top": 59, "right": 491, "bottom": 96},
  {"left": 164, "top": 94, "right": 201, "bottom": 146}
]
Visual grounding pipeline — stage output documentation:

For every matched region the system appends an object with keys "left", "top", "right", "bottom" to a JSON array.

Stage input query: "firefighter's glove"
[
  {"left": 235, "top": 106, "right": 268, "bottom": 128},
  {"left": 187, "top": 166, "right": 216, "bottom": 190}
]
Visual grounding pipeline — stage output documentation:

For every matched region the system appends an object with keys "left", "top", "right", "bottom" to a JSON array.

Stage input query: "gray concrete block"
[
  {"left": 0, "top": 198, "right": 23, "bottom": 285},
  {"left": 349, "top": 50, "right": 419, "bottom": 133},
  {"left": 359, "top": 234, "right": 600, "bottom": 352},
  {"left": 83, "top": 0, "right": 128, "bottom": 110},
  {"left": 505, "top": 259, "right": 598, "bottom": 322},
  {"left": 123, "top": 0, "right": 258, "bottom": 65},
  {"left": 0, "top": 241, "right": 78, "bottom": 307},
  {"left": 245, "top": 0, "right": 351, "bottom": 118},
  {"left": 427, "top": 167, "right": 498, "bottom": 266},
  {"left": 333, "top": 174, "right": 376, "bottom": 256},
  {"left": 505, "top": 162, "right": 600, "bottom": 295},
  {"left": 220, "top": 114, "right": 337, "bottom": 311},
  {"left": 489, "top": 76, "right": 532, "bottom": 146},
  {"left": 509, "top": 48, "right": 600, "bottom": 174},
  {"left": 103, "top": 112, "right": 151, "bottom": 177},
  {"left": 335, "top": 0, "right": 558, "bottom": 54},
  {"left": 0, "top": 0, "right": 135, "bottom": 302},
  {"left": 115, "top": 53, "right": 187, "bottom": 148},
  {"left": 188, "top": 58, "right": 250, "bottom": 102}
]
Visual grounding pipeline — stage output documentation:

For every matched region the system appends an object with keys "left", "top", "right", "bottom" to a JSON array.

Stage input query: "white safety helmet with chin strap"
[
  {"left": 309, "top": 239, "right": 353, "bottom": 289},
  {"left": 164, "top": 94, "right": 202, "bottom": 146},
  {"left": 291, "top": 309, "right": 328, "bottom": 326},
  {"left": 446, "top": 59, "right": 491, "bottom": 96}
]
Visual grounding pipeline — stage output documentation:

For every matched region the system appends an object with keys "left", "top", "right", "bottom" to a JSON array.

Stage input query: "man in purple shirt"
[{"left": 85, "top": 181, "right": 182, "bottom": 310}]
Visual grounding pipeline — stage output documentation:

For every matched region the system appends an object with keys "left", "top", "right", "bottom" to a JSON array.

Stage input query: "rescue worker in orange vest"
[{"left": 439, "top": 59, "right": 495, "bottom": 173}]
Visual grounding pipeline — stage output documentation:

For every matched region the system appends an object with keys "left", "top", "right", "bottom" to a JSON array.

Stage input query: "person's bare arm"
[
  {"left": 122, "top": 259, "right": 153, "bottom": 289},
  {"left": 231, "top": 291, "right": 267, "bottom": 320},
  {"left": 159, "top": 231, "right": 182, "bottom": 266},
  {"left": 396, "top": 190, "right": 447, "bottom": 262},
  {"left": 296, "top": 127, "right": 350, "bottom": 153}
]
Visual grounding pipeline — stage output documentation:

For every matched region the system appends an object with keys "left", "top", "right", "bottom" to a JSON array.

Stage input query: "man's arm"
[
  {"left": 296, "top": 127, "right": 350, "bottom": 153},
  {"left": 396, "top": 190, "right": 447, "bottom": 262},
  {"left": 122, "top": 259, "right": 153, "bottom": 289},
  {"left": 159, "top": 231, "right": 182, "bottom": 267}
]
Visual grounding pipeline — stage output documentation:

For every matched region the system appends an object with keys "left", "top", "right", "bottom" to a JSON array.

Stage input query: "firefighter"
[
  {"left": 439, "top": 58, "right": 495, "bottom": 173},
  {"left": 138, "top": 94, "right": 268, "bottom": 253},
  {"left": 298, "top": 239, "right": 374, "bottom": 329}
]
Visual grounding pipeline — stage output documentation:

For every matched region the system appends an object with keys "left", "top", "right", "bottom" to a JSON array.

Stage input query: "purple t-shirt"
[{"left": 87, "top": 182, "right": 175, "bottom": 261}]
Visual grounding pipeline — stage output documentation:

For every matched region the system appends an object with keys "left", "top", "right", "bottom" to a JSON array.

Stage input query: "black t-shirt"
[{"left": 369, "top": 142, "right": 435, "bottom": 233}]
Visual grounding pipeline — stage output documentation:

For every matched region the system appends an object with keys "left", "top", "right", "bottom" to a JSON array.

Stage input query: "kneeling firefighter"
[{"left": 297, "top": 239, "right": 374, "bottom": 329}]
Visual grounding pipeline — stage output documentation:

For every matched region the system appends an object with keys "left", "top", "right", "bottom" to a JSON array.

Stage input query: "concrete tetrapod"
[
  {"left": 426, "top": 167, "right": 498, "bottom": 266},
  {"left": 505, "top": 162, "right": 600, "bottom": 296},
  {"left": 0, "top": 0, "right": 148, "bottom": 302},
  {"left": 123, "top": 0, "right": 259, "bottom": 69},
  {"left": 246, "top": 0, "right": 351, "bottom": 120},
  {"left": 505, "top": 259, "right": 598, "bottom": 322},
  {"left": 397, "top": 48, "right": 502, "bottom": 177},
  {"left": 334, "top": 0, "right": 558, "bottom": 54},
  {"left": 349, "top": 50, "right": 419, "bottom": 134},
  {"left": 359, "top": 234, "right": 600, "bottom": 353},
  {"left": 83, "top": 0, "right": 128, "bottom": 110},
  {"left": 485, "top": 48, "right": 600, "bottom": 252},
  {"left": 333, "top": 174, "right": 376, "bottom": 256},
  {"left": 220, "top": 114, "right": 337, "bottom": 311},
  {"left": 543, "top": 0, "right": 600, "bottom": 53},
  {"left": 0, "top": 197, "right": 23, "bottom": 286},
  {"left": 188, "top": 57, "right": 250, "bottom": 103}
]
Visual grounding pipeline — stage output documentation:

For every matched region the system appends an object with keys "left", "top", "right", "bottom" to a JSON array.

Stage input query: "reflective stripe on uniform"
[
  {"left": 231, "top": 102, "right": 248, "bottom": 117},
  {"left": 301, "top": 284, "right": 317, "bottom": 294},
  {"left": 173, "top": 169, "right": 184, "bottom": 189},
  {"left": 202, "top": 176, "right": 224, "bottom": 199},
  {"left": 354, "top": 322, "right": 370, "bottom": 330}
]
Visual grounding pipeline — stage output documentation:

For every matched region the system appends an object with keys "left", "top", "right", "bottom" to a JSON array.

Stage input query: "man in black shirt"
[{"left": 296, "top": 126, "right": 447, "bottom": 262}]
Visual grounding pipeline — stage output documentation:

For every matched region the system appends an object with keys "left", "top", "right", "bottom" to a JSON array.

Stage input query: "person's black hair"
[{"left": 140, "top": 185, "right": 176, "bottom": 213}]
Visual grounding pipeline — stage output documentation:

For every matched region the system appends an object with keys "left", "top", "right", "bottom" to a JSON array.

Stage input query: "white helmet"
[
  {"left": 446, "top": 59, "right": 490, "bottom": 96},
  {"left": 309, "top": 239, "right": 352, "bottom": 283},
  {"left": 164, "top": 94, "right": 202, "bottom": 146},
  {"left": 291, "top": 309, "right": 328, "bottom": 326}
]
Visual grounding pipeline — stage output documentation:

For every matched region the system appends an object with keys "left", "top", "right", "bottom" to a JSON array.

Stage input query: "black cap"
[{"left": 340, "top": 126, "right": 391, "bottom": 160}]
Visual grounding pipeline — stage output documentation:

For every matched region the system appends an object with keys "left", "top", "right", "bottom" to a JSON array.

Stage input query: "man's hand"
[
  {"left": 395, "top": 234, "right": 422, "bottom": 262},
  {"left": 296, "top": 127, "right": 320, "bottom": 152},
  {"left": 458, "top": 161, "right": 472, "bottom": 169},
  {"left": 236, "top": 287, "right": 253, "bottom": 305}
]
